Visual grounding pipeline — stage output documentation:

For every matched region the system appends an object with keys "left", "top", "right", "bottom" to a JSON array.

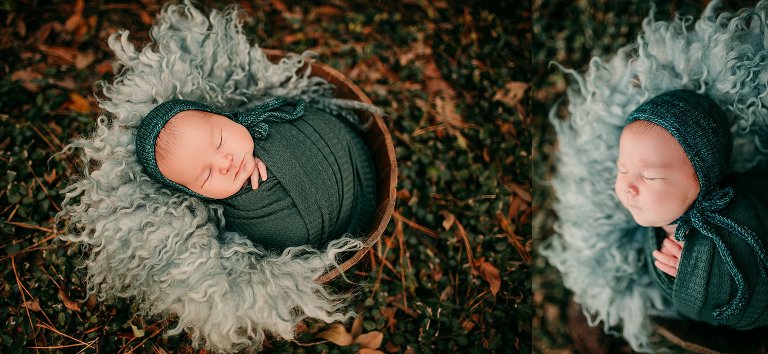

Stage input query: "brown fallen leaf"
[
  {"left": 59, "top": 288, "right": 81, "bottom": 312},
  {"left": 317, "top": 323, "right": 353, "bottom": 346},
  {"left": 440, "top": 210, "right": 455, "bottom": 230},
  {"left": 74, "top": 51, "right": 95, "bottom": 70},
  {"left": 351, "top": 315, "right": 363, "bottom": 338},
  {"left": 355, "top": 331, "right": 384, "bottom": 349},
  {"left": 359, "top": 349, "right": 386, "bottom": 354},
  {"left": 434, "top": 95, "right": 477, "bottom": 130},
  {"left": 10, "top": 68, "right": 43, "bottom": 92},
  {"left": 64, "top": 92, "right": 93, "bottom": 113},
  {"left": 473, "top": 258, "right": 501, "bottom": 296},
  {"left": 384, "top": 341, "right": 401, "bottom": 353},
  {"left": 21, "top": 299, "right": 41, "bottom": 312},
  {"left": 493, "top": 81, "right": 529, "bottom": 108}
]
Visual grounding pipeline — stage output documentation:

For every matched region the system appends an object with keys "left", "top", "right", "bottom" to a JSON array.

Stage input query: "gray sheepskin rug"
[
  {"left": 541, "top": 0, "right": 768, "bottom": 351},
  {"left": 56, "top": 2, "right": 380, "bottom": 352}
]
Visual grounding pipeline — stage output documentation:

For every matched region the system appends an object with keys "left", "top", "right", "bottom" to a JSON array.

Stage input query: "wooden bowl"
[{"left": 263, "top": 50, "right": 397, "bottom": 284}]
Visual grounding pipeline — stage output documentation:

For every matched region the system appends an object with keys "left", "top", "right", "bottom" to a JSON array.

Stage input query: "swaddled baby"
[
  {"left": 616, "top": 90, "right": 768, "bottom": 329},
  {"left": 615, "top": 89, "right": 768, "bottom": 329},
  {"left": 135, "top": 97, "right": 376, "bottom": 251}
]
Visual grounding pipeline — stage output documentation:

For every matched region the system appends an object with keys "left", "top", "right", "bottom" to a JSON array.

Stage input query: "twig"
[
  {"left": 392, "top": 212, "right": 438, "bottom": 238},
  {"left": 12, "top": 257, "right": 40, "bottom": 353},
  {"left": 27, "top": 163, "right": 61, "bottom": 212}
]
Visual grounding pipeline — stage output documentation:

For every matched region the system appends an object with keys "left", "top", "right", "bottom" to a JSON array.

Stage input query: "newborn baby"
[
  {"left": 614, "top": 89, "right": 768, "bottom": 329},
  {"left": 135, "top": 98, "right": 376, "bottom": 251}
]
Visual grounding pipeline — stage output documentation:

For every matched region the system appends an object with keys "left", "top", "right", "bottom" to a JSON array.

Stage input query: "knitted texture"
[
  {"left": 646, "top": 171, "right": 768, "bottom": 329},
  {"left": 55, "top": 2, "right": 383, "bottom": 352},
  {"left": 219, "top": 107, "right": 377, "bottom": 251},
  {"left": 135, "top": 97, "right": 305, "bottom": 199},
  {"left": 541, "top": 1, "right": 768, "bottom": 351},
  {"left": 626, "top": 89, "right": 731, "bottom": 195}
]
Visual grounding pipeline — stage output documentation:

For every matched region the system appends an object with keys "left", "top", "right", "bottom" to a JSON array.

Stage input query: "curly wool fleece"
[
  {"left": 56, "top": 2, "right": 380, "bottom": 353},
  {"left": 541, "top": 1, "right": 768, "bottom": 352}
]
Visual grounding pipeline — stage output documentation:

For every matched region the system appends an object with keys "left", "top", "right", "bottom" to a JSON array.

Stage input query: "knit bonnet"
[
  {"left": 135, "top": 98, "right": 305, "bottom": 199},
  {"left": 627, "top": 89, "right": 768, "bottom": 325}
]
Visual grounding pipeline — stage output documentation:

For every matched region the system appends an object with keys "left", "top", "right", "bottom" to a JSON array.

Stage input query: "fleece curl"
[
  {"left": 541, "top": 1, "right": 768, "bottom": 352},
  {"left": 55, "top": 2, "right": 379, "bottom": 352}
]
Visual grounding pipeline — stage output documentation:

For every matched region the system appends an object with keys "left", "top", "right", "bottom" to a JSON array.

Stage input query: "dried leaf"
[
  {"left": 10, "top": 68, "right": 43, "bottom": 92},
  {"left": 317, "top": 323, "right": 353, "bottom": 346},
  {"left": 384, "top": 341, "right": 401, "bottom": 353},
  {"left": 351, "top": 315, "right": 364, "bottom": 338},
  {"left": 74, "top": 51, "right": 95, "bottom": 70},
  {"left": 355, "top": 331, "right": 383, "bottom": 349},
  {"left": 359, "top": 349, "right": 386, "bottom": 354},
  {"left": 309, "top": 5, "right": 342, "bottom": 18},
  {"left": 130, "top": 323, "right": 145, "bottom": 338},
  {"left": 20, "top": 299, "right": 41, "bottom": 312},
  {"left": 37, "top": 44, "right": 79, "bottom": 65},
  {"left": 138, "top": 10, "right": 154, "bottom": 25},
  {"left": 423, "top": 60, "right": 454, "bottom": 96},
  {"left": 96, "top": 60, "right": 114, "bottom": 75},
  {"left": 434, "top": 95, "right": 477, "bottom": 130},
  {"left": 64, "top": 0, "right": 85, "bottom": 32},
  {"left": 493, "top": 81, "right": 529, "bottom": 108},
  {"left": 473, "top": 258, "right": 501, "bottom": 296},
  {"left": 505, "top": 182, "right": 531, "bottom": 202},
  {"left": 441, "top": 210, "right": 455, "bottom": 230},
  {"left": 398, "top": 34, "right": 431, "bottom": 65},
  {"left": 380, "top": 307, "right": 397, "bottom": 332},
  {"left": 65, "top": 92, "right": 92, "bottom": 113},
  {"left": 59, "top": 288, "right": 80, "bottom": 312},
  {"left": 396, "top": 188, "right": 411, "bottom": 201},
  {"left": 16, "top": 19, "right": 26, "bottom": 37}
]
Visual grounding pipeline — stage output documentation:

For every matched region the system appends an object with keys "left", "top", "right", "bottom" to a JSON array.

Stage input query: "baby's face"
[
  {"left": 156, "top": 110, "right": 256, "bottom": 199},
  {"left": 614, "top": 123, "right": 700, "bottom": 227}
]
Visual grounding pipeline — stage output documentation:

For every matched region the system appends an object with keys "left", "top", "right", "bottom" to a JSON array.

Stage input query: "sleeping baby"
[
  {"left": 135, "top": 97, "right": 376, "bottom": 251},
  {"left": 614, "top": 89, "right": 768, "bottom": 329}
]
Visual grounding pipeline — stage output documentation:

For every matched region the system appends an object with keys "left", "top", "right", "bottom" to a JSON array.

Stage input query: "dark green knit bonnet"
[
  {"left": 627, "top": 89, "right": 768, "bottom": 324},
  {"left": 135, "top": 97, "right": 305, "bottom": 199}
]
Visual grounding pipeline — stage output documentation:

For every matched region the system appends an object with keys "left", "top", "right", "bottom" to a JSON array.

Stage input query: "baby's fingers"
[
  {"left": 652, "top": 250, "right": 679, "bottom": 277},
  {"left": 257, "top": 159, "right": 267, "bottom": 182},
  {"left": 250, "top": 170, "right": 260, "bottom": 189},
  {"left": 662, "top": 237, "right": 683, "bottom": 258},
  {"left": 654, "top": 260, "right": 678, "bottom": 277}
]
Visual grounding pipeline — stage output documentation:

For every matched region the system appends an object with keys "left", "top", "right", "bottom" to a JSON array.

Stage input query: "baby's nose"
[
  {"left": 626, "top": 183, "right": 639, "bottom": 196},
  {"left": 216, "top": 154, "right": 234, "bottom": 173}
]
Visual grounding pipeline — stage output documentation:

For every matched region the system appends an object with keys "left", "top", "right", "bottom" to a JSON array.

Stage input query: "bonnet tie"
[
  {"left": 674, "top": 185, "right": 768, "bottom": 324},
  {"left": 229, "top": 98, "right": 306, "bottom": 139}
]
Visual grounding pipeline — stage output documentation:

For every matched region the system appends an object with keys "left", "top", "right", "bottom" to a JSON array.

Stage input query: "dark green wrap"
[
  {"left": 646, "top": 172, "right": 768, "bottom": 329},
  {"left": 136, "top": 98, "right": 376, "bottom": 251},
  {"left": 219, "top": 107, "right": 376, "bottom": 250}
]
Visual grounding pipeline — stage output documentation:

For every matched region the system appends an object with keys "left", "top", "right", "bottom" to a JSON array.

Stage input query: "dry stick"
[
  {"left": 121, "top": 321, "right": 169, "bottom": 354},
  {"left": 27, "top": 163, "right": 61, "bottom": 213},
  {"left": 395, "top": 217, "right": 408, "bottom": 312},
  {"left": 27, "top": 341, "right": 97, "bottom": 350},
  {"left": 35, "top": 322, "right": 93, "bottom": 349},
  {"left": 12, "top": 257, "right": 40, "bottom": 354},
  {"left": 497, "top": 211, "right": 531, "bottom": 264},
  {"left": 393, "top": 212, "right": 438, "bottom": 238},
  {"left": 370, "top": 232, "right": 397, "bottom": 299},
  {"left": 3, "top": 203, "right": 19, "bottom": 219}
]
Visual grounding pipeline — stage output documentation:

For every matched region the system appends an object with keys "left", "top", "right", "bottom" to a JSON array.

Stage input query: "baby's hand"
[
  {"left": 652, "top": 235, "right": 684, "bottom": 277},
  {"left": 250, "top": 156, "right": 268, "bottom": 189}
]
